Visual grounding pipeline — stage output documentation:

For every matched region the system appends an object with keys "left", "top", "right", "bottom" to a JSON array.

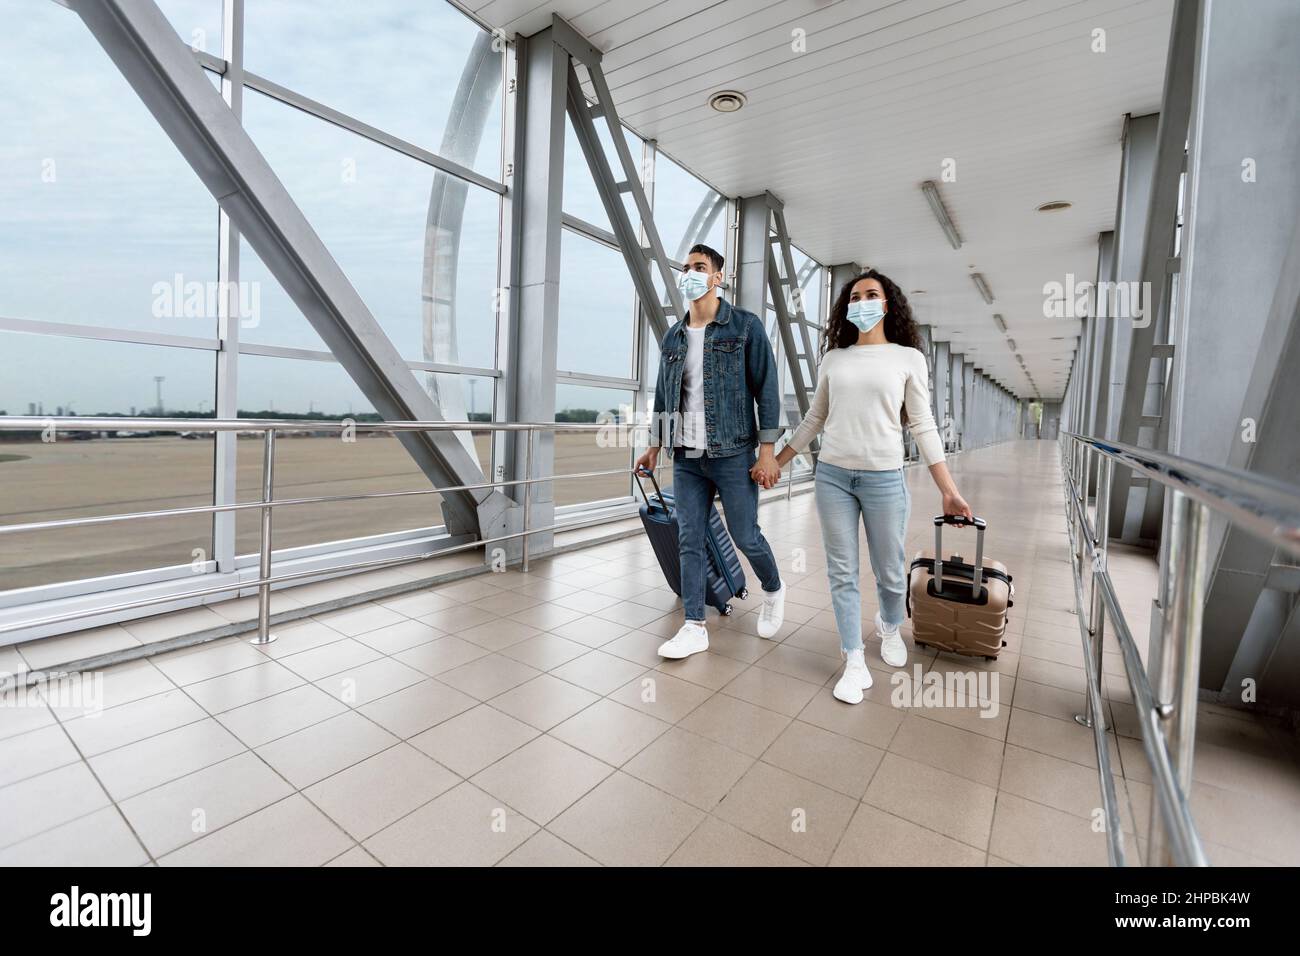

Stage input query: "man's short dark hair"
[{"left": 687, "top": 243, "right": 724, "bottom": 274}]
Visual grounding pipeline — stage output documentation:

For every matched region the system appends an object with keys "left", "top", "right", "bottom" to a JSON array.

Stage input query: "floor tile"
[
  {"left": 159, "top": 794, "right": 352, "bottom": 866},
  {"left": 713, "top": 761, "right": 858, "bottom": 865},
  {"left": 364, "top": 782, "right": 537, "bottom": 866},
  {"left": 304, "top": 743, "right": 459, "bottom": 840},
  {"left": 471, "top": 735, "right": 612, "bottom": 824},
  {"left": 255, "top": 711, "right": 399, "bottom": 789},
  {"left": 408, "top": 704, "right": 538, "bottom": 777},
  {"left": 863, "top": 752, "right": 998, "bottom": 850},
  {"left": 830, "top": 803, "right": 986, "bottom": 867},
  {"left": 117, "top": 751, "right": 293, "bottom": 857},
  {"left": 550, "top": 698, "right": 670, "bottom": 766},
  {"left": 623, "top": 726, "right": 754, "bottom": 811},
  {"left": 549, "top": 772, "right": 704, "bottom": 866}
]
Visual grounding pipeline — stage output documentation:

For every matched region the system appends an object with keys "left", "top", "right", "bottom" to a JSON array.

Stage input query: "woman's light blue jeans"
[{"left": 814, "top": 462, "right": 911, "bottom": 652}]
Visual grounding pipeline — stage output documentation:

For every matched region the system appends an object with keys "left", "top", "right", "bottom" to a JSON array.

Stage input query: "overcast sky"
[{"left": 0, "top": 0, "right": 806, "bottom": 418}]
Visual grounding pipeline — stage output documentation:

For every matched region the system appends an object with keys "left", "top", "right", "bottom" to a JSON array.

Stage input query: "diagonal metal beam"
[
  {"left": 69, "top": 0, "right": 513, "bottom": 538},
  {"left": 1109, "top": 0, "right": 1201, "bottom": 538},
  {"left": 771, "top": 204, "right": 820, "bottom": 397},
  {"left": 1201, "top": 214, "right": 1300, "bottom": 693},
  {"left": 556, "top": 15, "right": 684, "bottom": 345},
  {"left": 564, "top": 61, "right": 675, "bottom": 343}
]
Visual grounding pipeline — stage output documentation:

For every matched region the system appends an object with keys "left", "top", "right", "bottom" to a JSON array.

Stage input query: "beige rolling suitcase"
[{"left": 907, "top": 515, "right": 1014, "bottom": 660}]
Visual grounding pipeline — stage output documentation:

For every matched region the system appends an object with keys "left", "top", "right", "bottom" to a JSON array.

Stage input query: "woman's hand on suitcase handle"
[{"left": 942, "top": 491, "right": 973, "bottom": 522}]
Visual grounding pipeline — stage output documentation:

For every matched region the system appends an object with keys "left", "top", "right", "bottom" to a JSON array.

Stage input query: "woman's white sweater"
[{"left": 786, "top": 343, "right": 946, "bottom": 470}]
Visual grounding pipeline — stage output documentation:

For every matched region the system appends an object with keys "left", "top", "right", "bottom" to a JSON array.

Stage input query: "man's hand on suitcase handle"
[{"left": 633, "top": 447, "right": 659, "bottom": 476}]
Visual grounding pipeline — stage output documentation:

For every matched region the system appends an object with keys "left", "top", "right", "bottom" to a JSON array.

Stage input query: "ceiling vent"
[{"left": 708, "top": 90, "right": 747, "bottom": 113}]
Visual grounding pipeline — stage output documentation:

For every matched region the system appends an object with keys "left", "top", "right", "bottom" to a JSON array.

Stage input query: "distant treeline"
[
  {"left": 0, "top": 408, "right": 499, "bottom": 441},
  {"left": 556, "top": 408, "right": 623, "bottom": 423}
]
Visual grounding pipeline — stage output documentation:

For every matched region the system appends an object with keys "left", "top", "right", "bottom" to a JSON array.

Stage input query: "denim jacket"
[{"left": 652, "top": 298, "right": 783, "bottom": 458}]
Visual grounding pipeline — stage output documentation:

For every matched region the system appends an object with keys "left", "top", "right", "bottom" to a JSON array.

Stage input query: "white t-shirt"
[
  {"left": 679, "top": 325, "right": 707, "bottom": 448},
  {"left": 787, "top": 343, "right": 945, "bottom": 469}
]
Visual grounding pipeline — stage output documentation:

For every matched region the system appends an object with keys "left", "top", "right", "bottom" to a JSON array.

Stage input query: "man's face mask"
[
  {"left": 847, "top": 299, "right": 885, "bottom": 333},
  {"left": 677, "top": 269, "right": 712, "bottom": 301}
]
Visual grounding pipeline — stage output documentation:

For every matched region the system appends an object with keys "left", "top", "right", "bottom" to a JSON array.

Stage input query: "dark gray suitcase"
[{"left": 635, "top": 468, "right": 747, "bottom": 616}]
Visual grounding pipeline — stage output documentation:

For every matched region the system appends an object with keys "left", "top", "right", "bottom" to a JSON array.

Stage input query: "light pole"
[{"left": 153, "top": 376, "right": 165, "bottom": 415}]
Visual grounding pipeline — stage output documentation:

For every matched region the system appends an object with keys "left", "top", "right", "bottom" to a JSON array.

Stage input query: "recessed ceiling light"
[
  {"left": 708, "top": 90, "right": 747, "bottom": 113},
  {"left": 1036, "top": 200, "right": 1073, "bottom": 212},
  {"left": 909, "top": 289, "right": 927, "bottom": 296}
]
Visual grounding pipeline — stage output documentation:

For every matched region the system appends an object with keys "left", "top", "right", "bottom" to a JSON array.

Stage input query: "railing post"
[
  {"left": 1147, "top": 489, "right": 1209, "bottom": 865},
  {"left": 1076, "top": 454, "right": 1111, "bottom": 728},
  {"left": 250, "top": 428, "right": 277, "bottom": 646},
  {"left": 1091, "top": 458, "right": 1112, "bottom": 718},
  {"left": 521, "top": 427, "right": 534, "bottom": 573}
]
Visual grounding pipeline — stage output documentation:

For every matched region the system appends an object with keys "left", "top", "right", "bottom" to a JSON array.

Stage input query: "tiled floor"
[{"left": 3, "top": 440, "right": 1298, "bottom": 867}]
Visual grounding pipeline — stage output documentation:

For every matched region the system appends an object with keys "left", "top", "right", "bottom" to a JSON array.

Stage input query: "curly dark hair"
[{"left": 820, "top": 268, "right": 924, "bottom": 358}]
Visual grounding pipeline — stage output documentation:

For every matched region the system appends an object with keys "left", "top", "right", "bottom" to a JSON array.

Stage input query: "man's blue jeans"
[
  {"left": 814, "top": 461, "right": 911, "bottom": 651},
  {"left": 672, "top": 449, "right": 782, "bottom": 621}
]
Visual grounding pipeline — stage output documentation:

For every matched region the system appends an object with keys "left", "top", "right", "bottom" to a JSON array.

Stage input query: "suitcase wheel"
[
  {"left": 914, "top": 641, "right": 928, "bottom": 650},
  {"left": 985, "top": 656, "right": 998, "bottom": 662},
  {"left": 720, "top": 604, "right": 733, "bottom": 616},
  {"left": 737, "top": 588, "right": 749, "bottom": 600}
]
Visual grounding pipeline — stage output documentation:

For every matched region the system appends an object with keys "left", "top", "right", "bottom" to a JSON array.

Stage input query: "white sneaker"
[
  {"left": 658, "top": 621, "right": 709, "bottom": 659},
  {"left": 876, "top": 612, "right": 908, "bottom": 668},
  {"left": 756, "top": 580, "right": 786, "bottom": 639},
  {"left": 833, "top": 648, "right": 874, "bottom": 704}
]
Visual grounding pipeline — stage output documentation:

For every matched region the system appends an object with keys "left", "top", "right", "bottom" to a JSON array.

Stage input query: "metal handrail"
[
  {"left": 1064, "top": 433, "right": 1300, "bottom": 554},
  {"left": 1057, "top": 430, "right": 1300, "bottom": 867},
  {"left": 0, "top": 415, "right": 664, "bottom": 644}
]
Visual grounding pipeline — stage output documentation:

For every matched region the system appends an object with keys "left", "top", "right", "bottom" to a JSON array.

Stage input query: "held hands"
[
  {"left": 749, "top": 450, "right": 781, "bottom": 489},
  {"left": 942, "top": 491, "right": 974, "bottom": 521}
]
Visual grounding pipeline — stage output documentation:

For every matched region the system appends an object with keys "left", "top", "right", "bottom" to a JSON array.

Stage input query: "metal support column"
[
  {"left": 1109, "top": 0, "right": 1201, "bottom": 540},
  {"left": 1167, "top": 0, "right": 1300, "bottom": 701},
  {"left": 504, "top": 26, "right": 569, "bottom": 556},
  {"left": 933, "top": 340, "right": 952, "bottom": 449}
]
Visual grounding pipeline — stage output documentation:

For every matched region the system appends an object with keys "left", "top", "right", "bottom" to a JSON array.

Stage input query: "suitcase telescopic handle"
[
  {"left": 634, "top": 466, "right": 668, "bottom": 513},
  {"left": 933, "top": 514, "right": 986, "bottom": 596}
]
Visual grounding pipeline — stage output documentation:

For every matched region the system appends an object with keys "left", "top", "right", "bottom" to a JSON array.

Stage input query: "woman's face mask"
[
  {"left": 677, "top": 269, "right": 713, "bottom": 301},
  {"left": 847, "top": 298, "right": 885, "bottom": 333}
]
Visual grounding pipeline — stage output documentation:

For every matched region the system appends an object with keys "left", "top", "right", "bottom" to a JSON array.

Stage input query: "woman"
[{"left": 767, "top": 270, "right": 973, "bottom": 704}]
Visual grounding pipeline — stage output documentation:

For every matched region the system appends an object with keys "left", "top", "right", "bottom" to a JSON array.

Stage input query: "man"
[{"left": 634, "top": 243, "right": 786, "bottom": 659}]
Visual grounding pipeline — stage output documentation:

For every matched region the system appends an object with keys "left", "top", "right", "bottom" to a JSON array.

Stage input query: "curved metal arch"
[
  {"left": 421, "top": 31, "right": 502, "bottom": 463},
  {"left": 672, "top": 190, "right": 726, "bottom": 264}
]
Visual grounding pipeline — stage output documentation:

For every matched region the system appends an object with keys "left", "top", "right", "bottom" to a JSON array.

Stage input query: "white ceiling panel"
[{"left": 476, "top": 0, "right": 1175, "bottom": 397}]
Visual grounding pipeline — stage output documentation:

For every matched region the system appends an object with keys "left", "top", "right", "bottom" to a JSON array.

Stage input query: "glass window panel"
[
  {"left": 244, "top": 0, "right": 503, "bottom": 179},
  {"left": 234, "top": 355, "right": 491, "bottom": 554},
  {"left": 553, "top": 384, "right": 633, "bottom": 507},
  {"left": 562, "top": 117, "right": 642, "bottom": 231},
  {"left": 0, "top": 2, "right": 218, "bottom": 336},
  {"left": 241, "top": 90, "right": 501, "bottom": 369},
  {"left": 557, "top": 232, "right": 635, "bottom": 380},
  {"left": 0, "top": 332, "right": 215, "bottom": 589},
  {"left": 156, "top": 0, "right": 223, "bottom": 54},
  {"left": 792, "top": 247, "right": 825, "bottom": 326},
  {"left": 652, "top": 151, "right": 726, "bottom": 263}
]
